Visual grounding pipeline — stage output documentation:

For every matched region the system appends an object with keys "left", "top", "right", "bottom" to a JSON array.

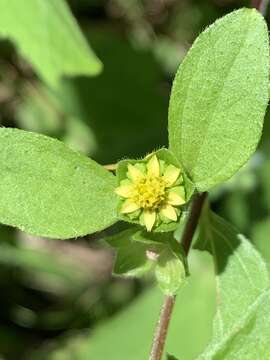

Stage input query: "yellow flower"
[{"left": 115, "top": 154, "right": 186, "bottom": 231}]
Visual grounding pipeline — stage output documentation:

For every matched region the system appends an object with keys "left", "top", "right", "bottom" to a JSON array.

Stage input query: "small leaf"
[
  {"left": 0, "top": 0, "right": 102, "bottom": 87},
  {"left": 106, "top": 228, "right": 153, "bottom": 277},
  {"left": 107, "top": 229, "right": 188, "bottom": 283},
  {"left": 0, "top": 128, "right": 118, "bottom": 239},
  {"left": 169, "top": 9, "right": 269, "bottom": 191},
  {"left": 195, "top": 206, "right": 270, "bottom": 359},
  {"left": 155, "top": 247, "right": 186, "bottom": 295},
  {"left": 113, "top": 244, "right": 153, "bottom": 277},
  {"left": 133, "top": 230, "right": 189, "bottom": 295}
]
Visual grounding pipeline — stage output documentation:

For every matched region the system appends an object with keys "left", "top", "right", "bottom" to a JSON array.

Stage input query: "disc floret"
[{"left": 115, "top": 153, "right": 186, "bottom": 231}]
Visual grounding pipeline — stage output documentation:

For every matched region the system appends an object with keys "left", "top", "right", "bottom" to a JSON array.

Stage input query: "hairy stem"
[
  {"left": 251, "top": 0, "right": 269, "bottom": 15},
  {"left": 149, "top": 295, "right": 176, "bottom": 360},
  {"left": 182, "top": 192, "right": 207, "bottom": 255},
  {"left": 149, "top": 192, "right": 207, "bottom": 360}
]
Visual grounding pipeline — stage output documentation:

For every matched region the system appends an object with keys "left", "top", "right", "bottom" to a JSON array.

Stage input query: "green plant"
[{"left": 0, "top": 4, "right": 269, "bottom": 360}]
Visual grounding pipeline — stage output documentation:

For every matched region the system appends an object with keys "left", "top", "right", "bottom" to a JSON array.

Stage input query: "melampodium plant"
[{"left": 0, "top": 7, "right": 269, "bottom": 360}]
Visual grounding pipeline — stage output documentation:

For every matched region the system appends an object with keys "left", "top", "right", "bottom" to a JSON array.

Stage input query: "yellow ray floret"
[
  {"left": 144, "top": 210, "right": 156, "bottom": 232},
  {"left": 127, "top": 164, "right": 144, "bottom": 182},
  {"left": 147, "top": 155, "right": 160, "bottom": 177},
  {"left": 115, "top": 184, "right": 133, "bottom": 198},
  {"left": 167, "top": 191, "right": 185, "bottom": 206},
  {"left": 161, "top": 204, "right": 177, "bottom": 221},
  {"left": 163, "top": 165, "right": 181, "bottom": 187},
  {"left": 121, "top": 199, "right": 140, "bottom": 213}
]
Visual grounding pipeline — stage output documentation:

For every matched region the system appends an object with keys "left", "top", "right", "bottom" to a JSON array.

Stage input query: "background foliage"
[{"left": 0, "top": 0, "right": 269, "bottom": 359}]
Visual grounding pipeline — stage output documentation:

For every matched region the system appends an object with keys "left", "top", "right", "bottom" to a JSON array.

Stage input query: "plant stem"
[
  {"left": 251, "top": 0, "right": 269, "bottom": 15},
  {"left": 149, "top": 192, "right": 207, "bottom": 360},
  {"left": 149, "top": 295, "right": 176, "bottom": 360},
  {"left": 182, "top": 192, "right": 207, "bottom": 255}
]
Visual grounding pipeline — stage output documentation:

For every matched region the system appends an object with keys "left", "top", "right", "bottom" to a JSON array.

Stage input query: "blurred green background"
[{"left": 0, "top": 0, "right": 269, "bottom": 359}]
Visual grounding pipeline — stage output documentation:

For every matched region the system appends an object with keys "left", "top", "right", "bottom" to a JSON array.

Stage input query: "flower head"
[{"left": 115, "top": 153, "right": 187, "bottom": 231}]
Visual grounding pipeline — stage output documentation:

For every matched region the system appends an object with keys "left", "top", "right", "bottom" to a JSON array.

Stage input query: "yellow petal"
[
  {"left": 163, "top": 165, "right": 180, "bottom": 187},
  {"left": 121, "top": 200, "right": 140, "bottom": 214},
  {"left": 147, "top": 155, "right": 160, "bottom": 177},
  {"left": 167, "top": 191, "right": 185, "bottom": 206},
  {"left": 144, "top": 210, "right": 156, "bottom": 231},
  {"left": 115, "top": 184, "right": 133, "bottom": 198},
  {"left": 161, "top": 204, "right": 177, "bottom": 221},
  {"left": 127, "top": 164, "right": 144, "bottom": 182}
]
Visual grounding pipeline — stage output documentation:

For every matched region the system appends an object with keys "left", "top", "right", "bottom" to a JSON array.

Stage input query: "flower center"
[{"left": 132, "top": 175, "right": 166, "bottom": 210}]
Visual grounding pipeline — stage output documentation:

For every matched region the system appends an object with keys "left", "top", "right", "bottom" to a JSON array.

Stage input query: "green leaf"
[
  {"left": 169, "top": 8, "right": 269, "bottom": 191},
  {"left": 132, "top": 230, "right": 188, "bottom": 294},
  {"left": 106, "top": 228, "right": 153, "bottom": 277},
  {"left": 196, "top": 207, "right": 270, "bottom": 359},
  {"left": 0, "top": 128, "right": 118, "bottom": 239},
  {"left": 155, "top": 247, "right": 186, "bottom": 295},
  {"left": 107, "top": 228, "right": 188, "bottom": 291},
  {"left": 0, "top": 0, "right": 102, "bottom": 87}
]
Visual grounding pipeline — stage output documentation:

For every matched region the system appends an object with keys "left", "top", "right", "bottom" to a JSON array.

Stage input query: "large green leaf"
[
  {"left": 169, "top": 8, "right": 269, "bottom": 191},
  {"left": 0, "top": 128, "right": 118, "bottom": 239},
  {"left": 0, "top": 0, "right": 102, "bottom": 87},
  {"left": 196, "top": 207, "right": 270, "bottom": 359}
]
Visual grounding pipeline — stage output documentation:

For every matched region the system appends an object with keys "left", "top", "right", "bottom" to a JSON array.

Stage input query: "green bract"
[
  {"left": 155, "top": 247, "right": 186, "bottom": 296},
  {"left": 115, "top": 149, "right": 194, "bottom": 232}
]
